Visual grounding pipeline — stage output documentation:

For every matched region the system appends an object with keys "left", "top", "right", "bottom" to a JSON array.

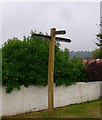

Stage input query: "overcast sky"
[{"left": 1, "top": 2, "right": 101, "bottom": 51}]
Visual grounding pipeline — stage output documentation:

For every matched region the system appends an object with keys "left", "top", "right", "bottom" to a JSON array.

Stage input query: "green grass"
[{"left": 3, "top": 99, "right": 102, "bottom": 119}]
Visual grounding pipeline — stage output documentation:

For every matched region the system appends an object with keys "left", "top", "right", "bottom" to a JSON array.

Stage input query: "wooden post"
[{"left": 48, "top": 28, "right": 56, "bottom": 115}]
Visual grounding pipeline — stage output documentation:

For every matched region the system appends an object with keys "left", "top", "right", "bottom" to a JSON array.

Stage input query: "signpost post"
[
  {"left": 32, "top": 28, "right": 71, "bottom": 116},
  {"left": 48, "top": 28, "right": 56, "bottom": 115}
]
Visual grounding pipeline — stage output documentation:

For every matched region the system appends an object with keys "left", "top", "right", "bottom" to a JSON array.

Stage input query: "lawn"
[{"left": 3, "top": 99, "right": 102, "bottom": 119}]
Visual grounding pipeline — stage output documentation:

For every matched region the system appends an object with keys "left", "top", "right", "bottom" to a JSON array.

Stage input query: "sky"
[{"left": 1, "top": 1, "right": 101, "bottom": 51}]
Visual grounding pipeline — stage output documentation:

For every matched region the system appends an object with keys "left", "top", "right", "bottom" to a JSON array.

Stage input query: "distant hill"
[{"left": 69, "top": 51, "right": 92, "bottom": 59}]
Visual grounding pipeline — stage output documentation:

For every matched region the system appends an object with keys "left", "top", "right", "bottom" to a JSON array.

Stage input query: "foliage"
[
  {"left": 86, "top": 61, "right": 102, "bottom": 82},
  {"left": 2, "top": 35, "right": 50, "bottom": 92},
  {"left": 96, "top": 32, "right": 102, "bottom": 58},
  {"left": 55, "top": 56, "right": 87, "bottom": 86},
  {"left": 95, "top": 20, "right": 102, "bottom": 58},
  {"left": 96, "top": 33, "right": 102, "bottom": 39},
  {"left": 92, "top": 48, "right": 101, "bottom": 59},
  {"left": 2, "top": 31, "right": 87, "bottom": 93}
]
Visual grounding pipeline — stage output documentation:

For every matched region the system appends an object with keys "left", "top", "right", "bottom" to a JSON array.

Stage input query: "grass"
[{"left": 3, "top": 99, "right": 102, "bottom": 119}]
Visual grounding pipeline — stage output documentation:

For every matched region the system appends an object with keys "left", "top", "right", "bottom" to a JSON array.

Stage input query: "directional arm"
[{"left": 32, "top": 33, "right": 71, "bottom": 43}]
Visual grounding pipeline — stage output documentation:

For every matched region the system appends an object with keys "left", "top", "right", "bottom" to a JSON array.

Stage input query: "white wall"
[{"left": 2, "top": 82, "right": 102, "bottom": 116}]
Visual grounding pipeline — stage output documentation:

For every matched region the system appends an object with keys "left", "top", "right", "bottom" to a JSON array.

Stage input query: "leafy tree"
[
  {"left": 55, "top": 56, "right": 87, "bottom": 86},
  {"left": 2, "top": 35, "right": 50, "bottom": 92},
  {"left": 95, "top": 34, "right": 102, "bottom": 58},
  {"left": 2, "top": 31, "right": 87, "bottom": 93},
  {"left": 95, "top": 21, "right": 102, "bottom": 58},
  {"left": 92, "top": 48, "right": 101, "bottom": 59}
]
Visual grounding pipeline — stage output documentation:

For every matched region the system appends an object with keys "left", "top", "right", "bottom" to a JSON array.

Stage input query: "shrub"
[
  {"left": 86, "top": 61, "right": 102, "bottom": 81},
  {"left": 92, "top": 48, "right": 101, "bottom": 59},
  {"left": 2, "top": 36, "right": 50, "bottom": 92},
  {"left": 2, "top": 32, "right": 87, "bottom": 93},
  {"left": 55, "top": 57, "right": 87, "bottom": 86}
]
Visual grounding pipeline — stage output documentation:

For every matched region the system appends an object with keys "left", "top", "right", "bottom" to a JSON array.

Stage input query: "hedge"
[{"left": 2, "top": 32, "right": 87, "bottom": 93}]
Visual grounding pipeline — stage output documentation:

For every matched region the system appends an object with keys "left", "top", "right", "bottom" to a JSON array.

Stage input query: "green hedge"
[
  {"left": 2, "top": 33, "right": 87, "bottom": 93},
  {"left": 55, "top": 56, "right": 87, "bottom": 86}
]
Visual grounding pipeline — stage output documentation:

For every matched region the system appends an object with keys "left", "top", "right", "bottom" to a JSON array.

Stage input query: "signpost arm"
[{"left": 48, "top": 28, "right": 56, "bottom": 115}]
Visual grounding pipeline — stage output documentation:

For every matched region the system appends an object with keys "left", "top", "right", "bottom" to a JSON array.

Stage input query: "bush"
[
  {"left": 86, "top": 61, "right": 102, "bottom": 81},
  {"left": 92, "top": 48, "right": 101, "bottom": 59},
  {"left": 2, "top": 36, "right": 50, "bottom": 92},
  {"left": 2, "top": 32, "right": 87, "bottom": 93},
  {"left": 55, "top": 57, "right": 87, "bottom": 86}
]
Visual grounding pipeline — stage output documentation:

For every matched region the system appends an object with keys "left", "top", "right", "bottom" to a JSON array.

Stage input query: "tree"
[
  {"left": 2, "top": 34, "right": 50, "bottom": 92},
  {"left": 2, "top": 31, "right": 86, "bottom": 93},
  {"left": 92, "top": 48, "right": 101, "bottom": 59},
  {"left": 95, "top": 21, "right": 102, "bottom": 58}
]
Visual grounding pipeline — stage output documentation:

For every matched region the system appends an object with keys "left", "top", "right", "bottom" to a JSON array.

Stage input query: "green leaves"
[
  {"left": 96, "top": 33, "right": 102, "bottom": 58},
  {"left": 92, "top": 48, "right": 102, "bottom": 59},
  {"left": 2, "top": 35, "right": 50, "bottom": 92},
  {"left": 55, "top": 54, "right": 87, "bottom": 86},
  {"left": 2, "top": 32, "right": 87, "bottom": 93},
  {"left": 96, "top": 33, "right": 102, "bottom": 39}
]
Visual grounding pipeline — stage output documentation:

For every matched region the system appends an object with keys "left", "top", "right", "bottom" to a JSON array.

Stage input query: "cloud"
[{"left": 2, "top": 2, "right": 100, "bottom": 51}]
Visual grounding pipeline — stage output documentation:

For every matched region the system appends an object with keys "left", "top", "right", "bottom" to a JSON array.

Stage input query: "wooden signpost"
[
  {"left": 48, "top": 28, "right": 56, "bottom": 115},
  {"left": 32, "top": 28, "right": 71, "bottom": 115}
]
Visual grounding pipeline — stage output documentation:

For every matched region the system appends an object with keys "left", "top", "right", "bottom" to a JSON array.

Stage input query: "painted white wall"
[{"left": 2, "top": 81, "right": 102, "bottom": 116}]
